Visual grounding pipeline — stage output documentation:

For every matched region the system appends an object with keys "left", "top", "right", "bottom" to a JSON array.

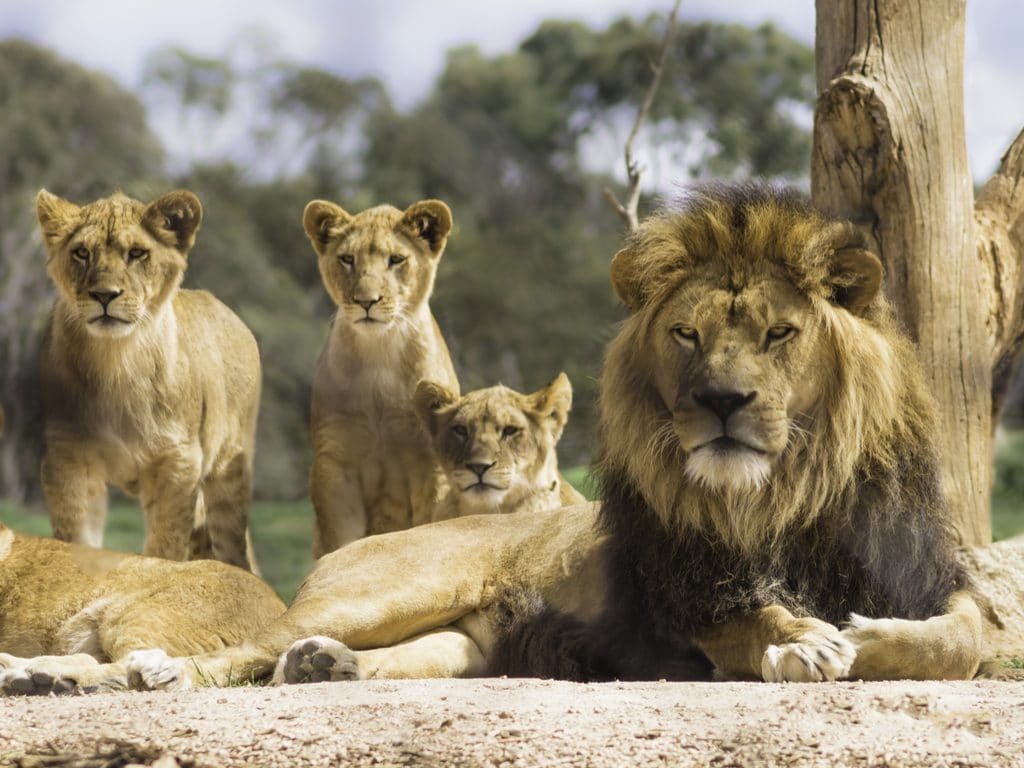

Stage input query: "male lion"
[
  {"left": 36, "top": 189, "right": 261, "bottom": 570},
  {"left": 115, "top": 184, "right": 983, "bottom": 689},
  {"left": 413, "top": 373, "right": 586, "bottom": 518},
  {"left": 304, "top": 199, "right": 460, "bottom": 556}
]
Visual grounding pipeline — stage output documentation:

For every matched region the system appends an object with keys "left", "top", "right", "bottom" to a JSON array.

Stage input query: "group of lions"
[{"left": 0, "top": 181, "right": 1009, "bottom": 696}]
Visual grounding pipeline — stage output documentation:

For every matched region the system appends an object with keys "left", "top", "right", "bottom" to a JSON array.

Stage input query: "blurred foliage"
[{"left": 0, "top": 15, "right": 816, "bottom": 504}]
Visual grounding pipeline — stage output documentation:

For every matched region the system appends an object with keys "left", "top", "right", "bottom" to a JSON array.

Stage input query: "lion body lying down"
[
  {"left": 0, "top": 524, "right": 284, "bottom": 694},
  {"left": 13, "top": 184, "right": 987, "bottom": 691}
]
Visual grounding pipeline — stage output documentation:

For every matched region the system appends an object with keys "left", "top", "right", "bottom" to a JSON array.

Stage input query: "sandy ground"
[{"left": 1, "top": 678, "right": 1023, "bottom": 767}]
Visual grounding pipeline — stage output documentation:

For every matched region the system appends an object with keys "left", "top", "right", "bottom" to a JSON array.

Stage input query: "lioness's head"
[
  {"left": 602, "top": 184, "right": 899, "bottom": 508},
  {"left": 414, "top": 374, "right": 573, "bottom": 513},
  {"left": 303, "top": 199, "right": 452, "bottom": 330},
  {"left": 36, "top": 189, "right": 202, "bottom": 339}
]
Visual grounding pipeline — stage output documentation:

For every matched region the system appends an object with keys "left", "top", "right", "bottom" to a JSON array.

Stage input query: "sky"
[{"left": 1, "top": 0, "right": 1022, "bottom": 180}]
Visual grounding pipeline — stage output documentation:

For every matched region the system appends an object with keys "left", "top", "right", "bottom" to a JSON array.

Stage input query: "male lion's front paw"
[
  {"left": 761, "top": 626, "right": 856, "bottom": 682},
  {"left": 125, "top": 649, "right": 190, "bottom": 691},
  {"left": 272, "top": 636, "right": 359, "bottom": 684}
]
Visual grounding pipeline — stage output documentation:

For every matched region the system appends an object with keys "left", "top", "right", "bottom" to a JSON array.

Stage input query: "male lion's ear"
[
  {"left": 303, "top": 200, "right": 352, "bottom": 257},
  {"left": 401, "top": 200, "right": 452, "bottom": 256},
  {"left": 610, "top": 245, "right": 647, "bottom": 311},
  {"left": 35, "top": 189, "right": 81, "bottom": 246},
  {"left": 413, "top": 380, "right": 459, "bottom": 435},
  {"left": 528, "top": 372, "right": 573, "bottom": 441},
  {"left": 143, "top": 190, "right": 203, "bottom": 252},
  {"left": 828, "top": 247, "right": 883, "bottom": 315}
]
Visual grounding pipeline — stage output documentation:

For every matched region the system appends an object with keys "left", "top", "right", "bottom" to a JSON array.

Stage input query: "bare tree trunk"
[{"left": 812, "top": 1, "right": 1024, "bottom": 546}]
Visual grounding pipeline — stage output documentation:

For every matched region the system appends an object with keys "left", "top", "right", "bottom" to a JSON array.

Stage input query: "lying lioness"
[{"left": 0, "top": 521, "right": 285, "bottom": 695}]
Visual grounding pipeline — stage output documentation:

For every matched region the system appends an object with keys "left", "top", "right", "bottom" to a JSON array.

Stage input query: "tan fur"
[
  {"left": 0, "top": 522, "right": 284, "bottom": 694},
  {"left": 413, "top": 373, "right": 585, "bottom": 518},
  {"left": 305, "top": 199, "right": 459, "bottom": 557},
  {"left": 36, "top": 190, "right": 261, "bottom": 570},
  {"left": 108, "top": 190, "right": 983, "bottom": 692}
]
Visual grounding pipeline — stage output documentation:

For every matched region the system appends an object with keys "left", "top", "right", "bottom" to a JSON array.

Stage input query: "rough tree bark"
[{"left": 812, "top": 0, "right": 1024, "bottom": 545}]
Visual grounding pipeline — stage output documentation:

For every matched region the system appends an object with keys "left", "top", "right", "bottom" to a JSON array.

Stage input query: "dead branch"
[{"left": 603, "top": 0, "right": 681, "bottom": 232}]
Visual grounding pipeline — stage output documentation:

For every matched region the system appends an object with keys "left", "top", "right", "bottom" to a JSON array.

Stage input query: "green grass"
[{"left": 563, "top": 465, "right": 599, "bottom": 500}]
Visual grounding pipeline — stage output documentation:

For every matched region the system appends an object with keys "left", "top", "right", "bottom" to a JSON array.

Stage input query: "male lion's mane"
[{"left": 492, "top": 184, "right": 967, "bottom": 681}]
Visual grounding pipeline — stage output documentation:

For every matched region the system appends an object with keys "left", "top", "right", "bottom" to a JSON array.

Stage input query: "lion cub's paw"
[
  {"left": 125, "top": 649, "right": 190, "bottom": 691},
  {"left": 761, "top": 628, "right": 856, "bottom": 683},
  {"left": 272, "top": 636, "right": 359, "bottom": 685}
]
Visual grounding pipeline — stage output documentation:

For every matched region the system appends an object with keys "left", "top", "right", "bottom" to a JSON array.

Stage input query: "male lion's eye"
[
  {"left": 388, "top": 254, "right": 406, "bottom": 267},
  {"left": 452, "top": 424, "right": 468, "bottom": 438},
  {"left": 671, "top": 325, "right": 699, "bottom": 345},
  {"left": 502, "top": 425, "right": 521, "bottom": 438},
  {"left": 128, "top": 247, "right": 149, "bottom": 262},
  {"left": 339, "top": 254, "right": 355, "bottom": 266},
  {"left": 766, "top": 325, "right": 797, "bottom": 345},
  {"left": 72, "top": 246, "right": 90, "bottom": 263}
]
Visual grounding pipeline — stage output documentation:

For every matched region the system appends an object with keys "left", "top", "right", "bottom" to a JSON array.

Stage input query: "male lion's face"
[
  {"left": 415, "top": 374, "right": 573, "bottom": 512},
  {"left": 650, "top": 268, "right": 825, "bottom": 492},
  {"left": 608, "top": 190, "right": 883, "bottom": 496},
  {"left": 304, "top": 199, "right": 452, "bottom": 331},
  {"left": 36, "top": 190, "right": 201, "bottom": 339}
]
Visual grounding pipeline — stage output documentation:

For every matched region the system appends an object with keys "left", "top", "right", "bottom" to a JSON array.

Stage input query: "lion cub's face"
[
  {"left": 303, "top": 199, "right": 452, "bottom": 331},
  {"left": 415, "top": 374, "right": 573, "bottom": 513},
  {"left": 36, "top": 190, "right": 202, "bottom": 339}
]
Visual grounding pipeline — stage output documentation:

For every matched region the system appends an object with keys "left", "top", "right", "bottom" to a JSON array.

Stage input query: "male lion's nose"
[
  {"left": 357, "top": 297, "right": 381, "bottom": 312},
  {"left": 89, "top": 289, "right": 123, "bottom": 308},
  {"left": 466, "top": 462, "right": 495, "bottom": 478},
  {"left": 693, "top": 389, "right": 757, "bottom": 422}
]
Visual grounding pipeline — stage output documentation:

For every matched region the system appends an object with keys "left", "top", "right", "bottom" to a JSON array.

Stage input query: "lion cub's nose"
[
  {"left": 89, "top": 289, "right": 123, "bottom": 308},
  {"left": 356, "top": 297, "right": 381, "bottom": 312},
  {"left": 466, "top": 462, "right": 495, "bottom": 478},
  {"left": 693, "top": 389, "right": 757, "bottom": 422}
]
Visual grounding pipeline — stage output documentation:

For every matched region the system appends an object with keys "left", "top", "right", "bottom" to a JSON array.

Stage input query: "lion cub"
[
  {"left": 304, "top": 198, "right": 459, "bottom": 556},
  {"left": 36, "top": 189, "right": 261, "bottom": 570},
  {"left": 414, "top": 373, "right": 586, "bottom": 517}
]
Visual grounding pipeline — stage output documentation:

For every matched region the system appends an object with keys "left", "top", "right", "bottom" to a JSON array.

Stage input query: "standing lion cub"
[
  {"left": 304, "top": 198, "right": 460, "bottom": 557},
  {"left": 36, "top": 189, "right": 261, "bottom": 570}
]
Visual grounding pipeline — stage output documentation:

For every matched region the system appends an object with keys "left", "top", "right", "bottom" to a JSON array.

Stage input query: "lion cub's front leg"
[
  {"left": 139, "top": 448, "right": 203, "bottom": 561},
  {"left": 41, "top": 445, "right": 108, "bottom": 547},
  {"left": 696, "top": 605, "right": 856, "bottom": 682}
]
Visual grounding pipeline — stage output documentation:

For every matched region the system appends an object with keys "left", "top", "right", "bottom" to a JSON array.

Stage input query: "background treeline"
[{"left": 0, "top": 14, "right": 840, "bottom": 502}]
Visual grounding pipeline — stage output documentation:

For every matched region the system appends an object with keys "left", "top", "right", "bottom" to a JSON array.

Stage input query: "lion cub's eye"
[
  {"left": 502, "top": 425, "right": 521, "bottom": 438},
  {"left": 766, "top": 324, "right": 798, "bottom": 346},
  {"left": 128, "top": 247, "right": 149, "bottom": 262},
  {"left": 452, "top": 424, "right": 469, "bottom": 439},
  {"left": 71, "top": 246, "right": 90, "bottom": 263},
  {"left": 671, "top": 325, "right": 699, "bottom": 346},
  {"left": 339, "top": 254, "right": 355, "bottom": 266},
  {"left": 388, "top": 254, "right": 406, "bottom": 267}
]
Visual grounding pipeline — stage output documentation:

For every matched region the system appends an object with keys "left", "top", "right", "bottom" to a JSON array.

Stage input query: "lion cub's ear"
[
  {"left": 35, "top": 189, "right": 82, "bottom": 246},
  {"left": 528, "top": 372, "right": 573, "bottom": 441},
  {"left": 413, "top": 380, "right": 460, "bottom": 436},
  {"left": 828, "top": 247, "right": 883, "bottom": 315},
  {"left": 401, "top": 200, "right": 453, "bottom": 256},
  {"left": 303, "top": 200, "right": 352, "bottom": 257},
  {"left": 143, "top": 190, "right": 203, "bottom": 252}
]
